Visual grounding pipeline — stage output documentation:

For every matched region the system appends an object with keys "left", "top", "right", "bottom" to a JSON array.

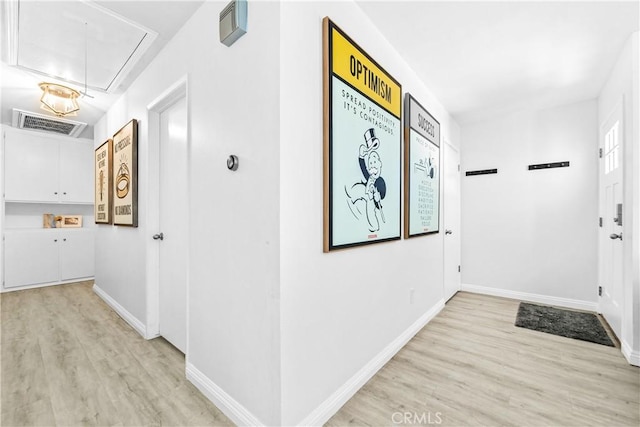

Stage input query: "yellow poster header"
[{"left": 331, "top": 27, "right": 401, "bottom": 118}]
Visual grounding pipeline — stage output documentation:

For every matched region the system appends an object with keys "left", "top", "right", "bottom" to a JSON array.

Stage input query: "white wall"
[
  {"left": 598, "top": 32, "right": 640, "bottom": 365},
  {"left": 93, "top": 95, "right": 149, "bottom": 331},
  {"left": 279, "top": 2, "right": 460, "bottom": 425},
  {"left": 94, "top": 1, "right": 282, "bottom": 424},
  {"left": 0, "top": 126, "right": 4, "bottom": 283},
  {"left": 460, "top": 99, "right": 599, "bottom": 307},
  {"left": 96, "top": 0, "right": 462, "bottom": 423}
]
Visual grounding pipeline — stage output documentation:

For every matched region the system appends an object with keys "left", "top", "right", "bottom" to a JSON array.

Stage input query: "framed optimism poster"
[
  {"left": 94, "top": 139, "right": 113, "bottom": 224},
  {"left": 112, "top": 119, "right": 138, "bottom": 227},
  {"left": 323, "top": 17, "right": 402, "bottom": 252},
  {"left": 404, "top": 94, "right": 440, "bottom": 237}
]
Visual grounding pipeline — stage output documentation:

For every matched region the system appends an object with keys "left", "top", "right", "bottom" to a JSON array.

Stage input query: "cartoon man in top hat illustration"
[{"left": 345, "top": 128, "right": 387, "bottom": 232}]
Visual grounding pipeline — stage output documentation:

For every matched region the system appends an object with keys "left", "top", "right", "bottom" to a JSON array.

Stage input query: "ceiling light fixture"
[{"left": 39, "top": 82, "right": 80, "bottom": 117}]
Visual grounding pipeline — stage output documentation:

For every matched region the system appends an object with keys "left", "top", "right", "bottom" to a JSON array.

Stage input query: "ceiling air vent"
[{"left": 12, "top": 109, "right": 87, "bottom": 138}]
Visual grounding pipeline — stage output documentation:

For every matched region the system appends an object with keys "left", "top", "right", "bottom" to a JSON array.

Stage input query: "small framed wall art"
[
  {"left": 322, "top": 17, "right": 402, "bottom": 252},
  {"left": 112, "top": 119, "right": 138, "bottom": 227},
  {"left": 404, "top": 94, "right": 440, "bottom": 237},
  {"left": 95, "top": 139, "right": 113, "bottom": 224},
  {"left": 59, "top": 215, "right": 83, "bottom": 228}
]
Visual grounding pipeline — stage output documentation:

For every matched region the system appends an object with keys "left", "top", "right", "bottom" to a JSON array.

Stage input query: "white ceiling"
[
  {"left": 0, "top": 0, "right": 205, "bottom": 138},
  {"left": 15, "top": 1, "right": 154, "bottom": 92},
  {"left": 1, "top": 1, "right": 638, "bottom": 139},
  {"left": 357, "top": 1, "right": 639, "bottom": 124}
]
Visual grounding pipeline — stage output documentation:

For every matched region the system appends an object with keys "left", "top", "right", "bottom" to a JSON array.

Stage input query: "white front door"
[
  {"left": 599, "top": 101, "right": 624, "bottom": 339},
  {"left": 158, "top": 95, "right": 188, "bottom": 353},
  {"left": 443, "top": 141, "right": 461, "bottom": 302}
]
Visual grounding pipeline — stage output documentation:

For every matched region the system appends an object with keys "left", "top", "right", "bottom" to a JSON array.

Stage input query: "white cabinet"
[
  {"left": 4, "top": 230, "right": 59, "bottom": 288},
  {"left": 59, "top": 229, "right": 95, "bottom": 281},
  {"left": 59, "top": 142, "right": 94, "bottom": 203},
  {"left": 2, "top": 127, "right": 96, "bottom": 291},
  {"left": 4, "top": 129, "right": 93, "bottom": 203},
  {"left": 4, "top": 135, "right": 60, "bottom": 202},
  {"left": 3, "top": 229, "right": 95, "bottom": 289}
]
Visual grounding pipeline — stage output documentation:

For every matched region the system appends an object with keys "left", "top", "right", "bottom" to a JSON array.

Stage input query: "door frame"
[{"left": 145, "top": 76, "right": 190, "bottom": 352}]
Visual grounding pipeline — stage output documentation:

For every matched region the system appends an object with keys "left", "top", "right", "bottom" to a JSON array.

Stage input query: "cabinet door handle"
[
  {"left": 54, "top": 192, "right": 58, "bottom": 195},
  {"left": 63, "top": 238, "right": 67, "bottom": 242},
  {"left": 54, "top": 239, "right": 58, "bottom": 242},
  {"left": 63, "top": 192, "right": 67, "bottom": 195}
]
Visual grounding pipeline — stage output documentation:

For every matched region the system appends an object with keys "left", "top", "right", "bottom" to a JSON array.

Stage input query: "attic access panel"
[{"left": 13, "top": 0, "right": 156, "bottom": 92}]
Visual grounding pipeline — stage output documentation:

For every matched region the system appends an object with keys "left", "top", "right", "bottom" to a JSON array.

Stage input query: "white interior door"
[
  {"left": 443, "top": 141, "right": 461, "bottom": 302},
  {"left": 158, "top": 95, "right": 188, "bottom": 353},
  {"left": 599, "top": 102, "right": 624, "bottom": 339}
]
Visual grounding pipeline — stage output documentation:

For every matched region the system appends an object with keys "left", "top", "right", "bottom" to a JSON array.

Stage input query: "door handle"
[
  {"left": 609, "top": 233, "right": 622, "bottom": 241},
  {"left": 153, "top": 233, "right": 164, "bottom": 241},
  {"left": 445, "top": 230, "right": 453, "bottom": 235}
]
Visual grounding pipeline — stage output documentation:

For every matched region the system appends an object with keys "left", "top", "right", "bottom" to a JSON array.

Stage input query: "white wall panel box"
[{"left": 220, "top": 0, "right": 247, "bottom": 47}]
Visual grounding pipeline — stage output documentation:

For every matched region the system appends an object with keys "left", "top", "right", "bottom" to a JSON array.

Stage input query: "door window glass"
[{"left": 605, "top": 121, "right": 620, "bottom": 175}]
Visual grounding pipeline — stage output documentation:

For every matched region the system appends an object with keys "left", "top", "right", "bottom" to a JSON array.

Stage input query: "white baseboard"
[
  {"left": 1, "top": 277, "right": 94, "bottom": 293},
  {"left": 298, "top": 300, "right": 446, "bottom": 427},
  {"left": 186, "top": 362, "right": 264, "bottom": 426},
  {"left": 461, "top": 283, "right": 598, "bottom": 312},
  {"left": 93, "top": 283, "right": 147, "bottom": 338},
  {"left": 621, "top": 340, "right": 640, "bottom": 367}
]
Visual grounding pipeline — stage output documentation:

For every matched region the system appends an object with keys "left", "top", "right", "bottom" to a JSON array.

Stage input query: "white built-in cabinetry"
[
  {"left": 4, "top": 130, "right": 93, "bottom": 203},
  {"left": 4, "top": 229, "right": 95, "bottom": 288},
  {"left": 2, "top": 126, "right": 95, "bottom": 291}
]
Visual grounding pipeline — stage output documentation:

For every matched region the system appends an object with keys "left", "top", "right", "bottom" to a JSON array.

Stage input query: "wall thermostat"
[
  {"left": 227, "top": 155, "right": 239, "bottom": 171},
  {"left": 220, "top": 0, "right": 247, "bottom": 47}
]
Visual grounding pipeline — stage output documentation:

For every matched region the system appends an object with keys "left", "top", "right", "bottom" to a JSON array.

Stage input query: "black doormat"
[{"left": 515, "top": 302, "right": 614, "bottom": 347}]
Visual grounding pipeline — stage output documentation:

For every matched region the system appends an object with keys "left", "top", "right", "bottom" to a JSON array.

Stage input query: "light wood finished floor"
[
  {"left": 328, "top": 292, "right": 640, "bottom": 426},
  {"left": 3, "top": 284, "right": 639, "bottom": 427},
  {"left": 1, "top": 281, "right": 233, "bottom": 427}
]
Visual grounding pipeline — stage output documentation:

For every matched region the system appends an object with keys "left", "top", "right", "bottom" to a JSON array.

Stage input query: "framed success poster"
[
  {"left": 323, "top": 17, "right": 402, "bottom": 252},
  {"left": 94, "top": 139, "right": 113, "bottom": 224},
  {"left": 404, "top": 94, "right": 440, "bottom": 237},
  {"left": 112, "top": 119, "right": 138, "bottom": 227}
]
